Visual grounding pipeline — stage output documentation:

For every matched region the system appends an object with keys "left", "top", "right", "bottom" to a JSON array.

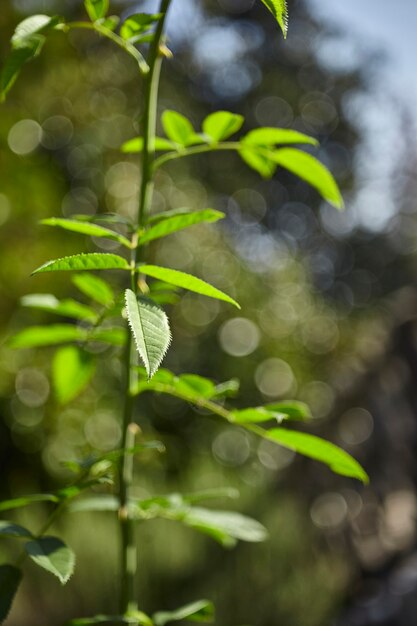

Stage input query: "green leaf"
[
  {"left": 0, "top": 494, "right": 59, "bottom": 513},
  {"left": 259, "top": 0, "right": 288, "bottom": 38},
  {"left": 53, "top": 346, "right": 96, "bottom": 404},
  {"left": 153, "top": 600, "right": 214, "bottom": 626},
  {"left": 68, "top": 614, "right": 151, "bottom": 625},
  {"left": 120, "top": 13, "right": 161, "bottom": 42},
  {"left": 162, "top": 111, "right": 197, "bottom": 147},
  {"left": 41, "top": 218, "right": 131, "bottom": 248},
  {"left": 239, "top": 146, "right": 276, "bottom": 179},
  {"left": 97, "top": 16, "right": 120, "bottom": 31},
  {"left": 1, "top": 37, "right": 44, "bottom": 100},
  {"left": 139, "top": 209, "right": 225, "bottom": 244},
  {"left": 202, "top": 111, "right": 244, "bottom": 143},
  {"left": 0, "top": 565, "right": 22, "bottom": 622},
  {"left": 243, "top": 127, "right": 318, "bottom": 147},
  {"left": 90, "top": 327, "right": 126, "bottom": 346},
  {"left": 25, "top": 536, "right": 75, "bottom": 584},
  {"left": 139, "top": 265, "right": 240, "bottom": 309},
  {"left": 84, "top": 0, "right": 109, "bottom": 21},
  {"left": 264, "top": 400, "right": 312, "bottom": 421},
  {"left": 271, "top": 149, "right": 344, "bottom": 209},
  {"left": 32, "top": 253, "right": 130, "bottom": 274},
  {"left": 69, "top": 496, "right": 119, "bottom": 513},
  {"left": 9, "top": 325, "right": 87, "bottom": 349},
  {"left": 231, "top": 407, "right": 287, "bottom": 424},
  {"left": 11, "top": 15, "right": 61, "bottom": 46},
  {"left": 179, "top": 508, "right": 268, "bottom": 547},
  {"left": 125, "top": 290, "right": 171, "bottom": 379},
  {"left": 72, "top": 273, "right": 115, "bottom": 308},
  {"left": 267, "top": 429, "right": 368, "bottom": 482},
  {"left": 0, "top": 521, "right": 33, "bottom": 539},
  {"left": 21, "top": 294, "right": 97, "bottom": 322},
  {"left": 121, "top": 136, "right": 176, "bottom": 153}
]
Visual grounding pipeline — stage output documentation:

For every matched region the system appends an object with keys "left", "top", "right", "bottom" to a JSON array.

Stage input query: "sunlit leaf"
[
  {"left": 202, "top": 111, "right": 244, "bottom": 143},
  {"left": 53, "top": 346, "right": 96, "bottom": 404},
  {"left": 139, "top": 209, "right": 224, "bottom": 244},
  {"left": 41, "top": 218, "right": 131, "bottom": 248},
  {"left": 21, "top": 294, "right": 97, "bottom": 322},
  {"left": 153, "top": 600, "right": 214, "bottom": 626},
  {"left": 125, "top": 290, "right": 171, "bottom": 379},
  {"left": 11, "top": 15, "right": 62, "bottom": 45},
  {"left": 9, "top": 325, "right": 86, "bottom": 349},
  {"left": 0, "top": 494, "right": 59, "bottom": 513},
  {"left": 139, "top": 265, "right": 240, "bottom": 309},
  {"left": 267, "top": 428, "right": 368, "bottom": 482},
  {"left": 243, "top": 127, "right": 318, "bottom": 147},
  {"left": 264, "top": 400, "right": 312, "bottom": 421},
  {"left": 0, "top": 521, "right": 33, "bottom": 539},
  {"left": 231, "top": 407, "right": 287, "bottom": 424},
  {"left": 84, "top": 0, "right": 109, "bottom": 21},
  {"left": 120, "top": 13, "right": 161, "bottom": 42},
  {"left": 259, "top": 0, "right": 288, "bottom": 37},
  {"left": 271, "top": 149, "right": 344, "bottom": 209},
  {"left": 33, "top": 253, "right": 130, "bottom": 274},
  {"left": 0, "top": 565, "right": 22, "bottom": 622},
  {"left": 90, "top": 327, "right": 126, "bottom": 346},
  {"left": 121, "top": 136, "right": 176, "bottom": 153},
  {"left": 239, "top": 146, "right": 276, "bottom": 178},
  {"left": 162, "top": 111, "right": 201, "bottom": 147},
  {"left": 25, "top": 536, "right": 75, "bottom": 584},
  {"left": 72, "top": 273, "right": 115, "bottom": 308}
]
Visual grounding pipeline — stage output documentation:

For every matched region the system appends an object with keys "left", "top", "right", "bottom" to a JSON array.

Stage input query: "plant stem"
[{"left": 118, "top": 0, "right": 172, "bottom": 614}]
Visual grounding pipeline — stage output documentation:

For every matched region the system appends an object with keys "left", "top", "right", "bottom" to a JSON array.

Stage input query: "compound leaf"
[
  {"left": 139, "top": 265, "right": 240, "bottom": 309},
  {"left": 25, "top": 536, "right": 75, "bottom": 584},
  {"left": 53, "top": 346, "right": 96, "bottom": 404},
  {"left": 267, "top": 428, "right": 368, "bottom": 482},
  {"left": 0, "top": 565, "right": 22, "bottom": 622},
  {"left": 33, "top": 253, "right": 130, "bottom": 274},
  {"left": 203, "top": 111, "right": 244, "bottom": 143},
  {"left": 139, "top": 209, "right": 224, "bottom": 244},
  {"left": 125, "top": 290, "right": 171, "bottom": 379}
]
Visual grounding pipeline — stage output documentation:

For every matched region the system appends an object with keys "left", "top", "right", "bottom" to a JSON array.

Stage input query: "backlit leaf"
[
  {"left": 121, "top": 136, "right": 176, "bottom": 153},
  {"left": 41, "top": 218, "right": 131, "bottom": 247},
  {"left": 267, "top": 429, "right": 368, "bottom": 482},
  {"left": 33, "top": 253, "right": 130, "bottom": 274},
  {"left": 264, "top": 400, "right": 312, "bottom": 421},
  {"left": 21, "top": 294, "right": 97, "bottom": 322},
  {"left": 139, "top": 265, "right": 240, "bottom": 309},
  {"left": 72, "top": 273, "right": 115, "bottom": 308},
  {"left": 203, "top": 111, "right": 244, "bottom": 143},
  {"left": 53, "top": 346, "right": 96, "bottom": 404},
  {"left": 9, "top": 325, "right": 86, "bottom": 349},
  {"left": 139, "top": 209, "right": 224, "bottom": 244},
  {"left": 271, "top": 149, "right": 344, "bottom": 209},
  {"left": 125, "top": 290, "right": 171, "bottom": 379},
  {"left": 239, "top": 146, "right": 276, "bottom": 179},
  {"left": 0, "top": 494, "right": 59, "bottom": 512},
  {"left": 178, "top": 507, "right": 268, "bottom": 547},
  {"left": 243, "top": 127, "right": 318, "bottom": 147},
  {"left": 25, "top": 536, "right": 75, "bottom": 584},
  {"left": 259, "top": 0, "right": 288, "bottom": 38},
  {"left": 84, "top": 0, "right": 109, "bottom": 21},
  {"left": 0, "top": 565, "right": 22, "bottom": 622},
  {"left": 162, "top": 111, "right": 196, "bottom": 147},
  {"left": 153, "top": 600, "right": 214, "bottom": 626},
  {"left": 120, "top": 13, "right": 161, "bottom": 42}
]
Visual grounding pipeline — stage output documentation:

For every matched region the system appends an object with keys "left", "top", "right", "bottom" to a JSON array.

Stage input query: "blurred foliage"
[{"left": 1, "top": 1, "right": 417, "bottom": 625}]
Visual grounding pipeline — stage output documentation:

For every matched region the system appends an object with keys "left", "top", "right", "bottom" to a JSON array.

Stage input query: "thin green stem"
[
  {"left": 118, "top": 0, "right": 173, "bottom": 615},
  {"left": 153, "top": 142, "right": 242, "bottom": 170},
  {"left": 65, "top": 22, "right": 149, "bottom": 74}
]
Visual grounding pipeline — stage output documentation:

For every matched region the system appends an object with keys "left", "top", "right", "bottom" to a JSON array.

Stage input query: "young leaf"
[
  {"left": 21, "top": 294, "right": 97, "bottom": 322},
  {"left": 41, "top": 218, "right": 131, "bottom": 248},
  {"left": 11, "top": 15, "right": 61, "bottom": 46},
  {"left": 0, "top": 494, "right": 59, "bottom": 513},
  {"left": 72, "top": 273, "right": 115, "bottom": 308},
  {"left": 1, "top": 37, "right": 44, "bottom": 100},
  {"left": 153, "top": 600, "right": 214, "bottom": 626},
  {"left": 239, "top": 146, "right": 276, "bottom": 179},
  {"left": 139, "top": 209, "right": 225, "bottom": 244},
  {"left": 120, "top": 13, "right": 162, "bottom": 42},
  {"left": 9, "top": 325, "right": 87, "bottom": 349},
  {"left": 243, "top": 127, "right": 318, "bottom": 147},
  {"left": 0, "top": 565, "right": 22, "bottom": 622},
  {"left": 259, "top": 0, "right": 288, "bottom": 38},
  {"left": 139, "top": 265, "right": 240, "bottom": 309},
  {"left": 267, "top": 429, "right": 369, "bottom": 482},
  {"left": 121, "top": 136, "right": 176, "bottom": 153},
  {"left": 25, "top": 536, "right": 76, "bottom": 584},
  {"left": 125, "top": 290, "right": 171, "bottom": 379},
  {"left": 231, "top": 407, "right": 287, "bottom": 424},
  {"left": 272, "top": 149, "right": 344, "bottom": 209},
  {"left": 180, "top": 508, "right": 268, "bottom": 547},
  {"left": 84, "top": 0, "right": 109, "bottom": 21},
  {"left": 32, "top": 253, "right": 130, "bottom": 274},
  {"left": 162, "top": 111, "right": 199, "bottom": 147},
  {"left": 202, "top": 111, "right": 244, "bottom": 143},
  {"left": 53, "top": 346, "right": 96, "bottom": 404},
  {"left": 0, "top": 521, "right": 33, "bottom": 539},
  {"left": 264, "top": 400, "right": 312, "bottom": 421}
]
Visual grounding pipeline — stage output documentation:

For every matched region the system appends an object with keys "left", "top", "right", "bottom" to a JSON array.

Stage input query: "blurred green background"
[{"left": 2, "top": 1, "right": 417, "bottom": 625}]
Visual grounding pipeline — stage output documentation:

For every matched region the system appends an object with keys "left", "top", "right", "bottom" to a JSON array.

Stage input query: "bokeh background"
[{"left": 1, "top": 1, "right": 417, "bottom": 625}]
